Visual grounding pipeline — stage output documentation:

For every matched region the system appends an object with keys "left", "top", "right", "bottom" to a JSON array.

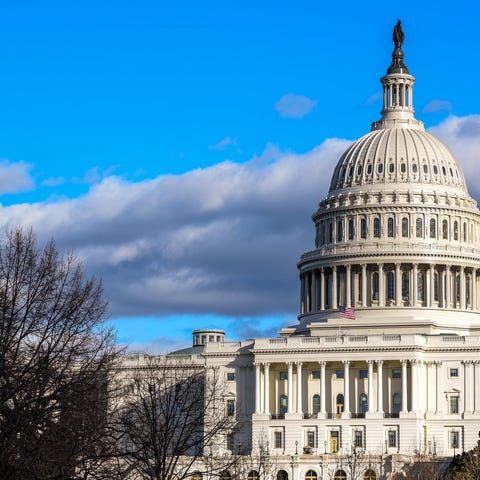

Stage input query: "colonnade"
[{"left": 300, "top": 263, "right": 479, "bottom": 314}]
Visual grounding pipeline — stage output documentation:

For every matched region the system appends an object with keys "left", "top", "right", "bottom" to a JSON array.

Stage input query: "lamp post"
[
  {"left": 295, "top": 441, "right": 298, "bottom": 455},
  {"left": 324, "top": 440, "right": 328, "bottom": 455}
]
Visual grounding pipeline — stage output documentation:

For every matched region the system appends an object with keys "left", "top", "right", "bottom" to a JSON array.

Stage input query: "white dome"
[{"left": 329, "top": 127, "right": 467, "bottom": 195}]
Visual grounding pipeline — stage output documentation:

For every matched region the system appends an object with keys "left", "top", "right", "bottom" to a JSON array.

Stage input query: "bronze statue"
[{"left": 393, "top": 20, "right": 405, "bottom": 49}]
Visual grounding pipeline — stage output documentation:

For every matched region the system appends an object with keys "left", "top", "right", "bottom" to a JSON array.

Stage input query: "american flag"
[{"left": 339, "top": 306, "right": 355, "bottom": 320}]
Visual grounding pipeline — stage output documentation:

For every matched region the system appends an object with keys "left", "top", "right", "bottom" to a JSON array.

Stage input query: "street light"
[
  {"left": 295, "top": 441, "right": 298, "bottom": 455},
  {"left": 324, "top": 440, "right": 328, "bottom": 455}
]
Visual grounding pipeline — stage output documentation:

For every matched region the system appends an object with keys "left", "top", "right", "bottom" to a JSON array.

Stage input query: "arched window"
[
  {"left": 334, "top": 470, "right": 347, "bottom": 480},
  {"left": 430, "top": 218, "right": 436, "bottom": 239},
  {"left": 374, "top": 217, "right": 381, "bottom": 238},
  {"left": 443, "top": 219, "right": 448, "bottom": 239},
  {"left": 312, "top": 394, "right": 320, "bottom": 414},
  {"left": 348, "top": 218, "right": 355, "bottom": 240},
  {"left": 336, "top": 394, "right": 344, "bottom": 416},
  {"left": 363, "top": 469, "right": 377, "bottom": 480},
  {"left": 277, "top": 471, "right": 289, "bottom": 480},
  {"left": 416, "top": 217, "right": 423, "bottom": 238},
  {"left": 387, "top": 271, "right": 395, "bottom": 300},
  {"left": 361, "top": 217, "right": 367, "bottom": 239},
  {"left": 305, "top": 471, "right": 317, "bottom": 480},
  {"left": 377, "top": 163, "right": 383, "bottom": 174},
  {"left": 192, "top": 473, "right": 203, "bottom": 480},
  {"left": 247, "top": 471, "right": 260, "bottom": 480},
  {"left": 220, "top": 472, "right": 232, "bottom": 480},
  {"left": 454, "top": 221, "right": 459, "bottom": 241},
  {"left": 387, "top": 217, "right": 395, "bottom": 238},
  {"left": 337, "top": 220, "right": 343, "bottom": 242},
  {"left": 402, "top": 217, "right": 409, "bottom": 238},
  {"left": 360, "top": 393, "right": 368, "bottom": 414},
  {"left": 279, "top": 395, "right": 288, "bottom": 415},
  {"left": 393, "top": 392, "right": 401, "bottom": 414}
]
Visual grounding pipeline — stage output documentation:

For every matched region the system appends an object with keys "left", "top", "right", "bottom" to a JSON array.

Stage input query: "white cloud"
[
  {"left": 274, "top": 93, "right": 317, "bottom": 119},
  {"left": 0, "top": 160, "right": 34, "bottom": 195},
  {"left": 208, "top": 137, "right": 239, "bottom": 151}
]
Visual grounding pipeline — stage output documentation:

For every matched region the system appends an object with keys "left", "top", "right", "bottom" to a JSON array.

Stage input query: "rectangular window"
[
  {"left": 274, "top": 431, "right": 283, "bottom": 449},
  {"left": 226, "top": 372, "right": 235, "bottom": 381},
  {"left": 227, "top": 433, "right": 235, "bottom": 451},
  {"left": 307, "top": 430, "right": 315, "bottom": 448},
  {"left": 354, "top": 430, "right": 363, "bottom": 448},
  {"left": 392, "top": 368, "right": 401, "bottom": 379},
  {"left": 279, "top": 371, "right": 288, "bottom": 380},
  {"left": 312, "top": 371, "right": 321, "bottom": 379},
  {"left": 359, "top": 369, "right": 368, "bottom": 379},
  {"left": 450, "top": 396, "right": 459, "bottom": 414},
  {"left": 388, "top": 430, "right": 397, "bottom": 448},
  {"left": 450, "top": 431, "right": 460, "bottom": 449},
  {"left": 226, "top": 399, "right": 235, "bottom": 417},
  {"left": 449, "top": 368, "right": 459, "bottom": 378},
  {"left": 336, "top": 370, "right": 344, "bottom": 379}
]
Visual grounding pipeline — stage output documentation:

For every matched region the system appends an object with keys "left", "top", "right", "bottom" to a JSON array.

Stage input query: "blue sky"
[{"left": 0, "top": 1, "right": 480, "bottom": 352}]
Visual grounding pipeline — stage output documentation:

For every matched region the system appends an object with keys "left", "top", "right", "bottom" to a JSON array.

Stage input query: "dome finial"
[{"left": 387, "top": 20, "right": 409, "bottom": 74}]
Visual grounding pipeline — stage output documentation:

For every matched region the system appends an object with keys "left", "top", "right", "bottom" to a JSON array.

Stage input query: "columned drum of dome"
[{"left": 297, "top": 24, "right": 480, "bottom": 335}]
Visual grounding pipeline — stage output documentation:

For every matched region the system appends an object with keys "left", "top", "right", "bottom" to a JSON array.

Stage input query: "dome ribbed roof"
[{"left": 329, "top": 127, "right": 467, "bottom": 194}]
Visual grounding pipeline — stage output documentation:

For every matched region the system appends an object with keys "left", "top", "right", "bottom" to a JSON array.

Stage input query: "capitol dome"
[{"left": 295, "top": 22, "right": 480, "bottom": 336}]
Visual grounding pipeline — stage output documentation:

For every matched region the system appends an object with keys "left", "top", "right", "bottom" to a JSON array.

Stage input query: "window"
[
  {"left": 430, "top": 218, "right": 436, "bottom": 239},
  {"left": 393, "top": 393, "right": 401, "bottom": 414},
  {"left": 387, "top": 271, "right": 395, "bottom": 300},
  {"left": 372, "top": 272, "right": 379, "bottom": 301},
  {"left": 192, "top": 473, "right": 203, "bottom": 480},
  {"left": 389, "top": 162, "right": 394, "bottom": 173},
  {"left": 449, "top": 368, "right": 459, "bottom": 378},
  {"left": 433, "top": 165, "right": 438, "bottom": 174},
  {"left": 337, "top": 220, "right": 343, "bottom": 242},
  {"left": 423, "top": 164, "right": 428, "bottom": 174},
  {"left": 336, "top": 370, "right": 344, "bottom": 379},
  {"left": 402, "top": 217, "right": 409, "bottom": 237},
  {"left": 334, "top": 470, "right": 347, "bottom": 480},
  {"left": 280, "top": 395, "right": 288, "bottom": 415},
  {"left": 354, "top": 430, "right": 363, "bottom": 448},
  {"left": 450, "top": 395, "right": 459, "bottom": 414},
  {"left": 226, "top": 399, "right": 235, "bottom": 417},
  {"left": 400, "top": 163, "right": 406, "bottom": 173},
  {"left": 220, "top": 471, "right": 232, "bottom": 480},
  {"left": 247, "top": 471, "right": 260, "bottom": 480},
  {"left": 360, "top": 393, "right": 368, "bottom": 414},
  {"left": 312, "top": 371, "right": 320, "bottom": 379},
  {"left": 363, "top": 469, "right": 377, "bottom": 480},
  {"left": 392, "top": 368, "right": 401, "bottom": 378},
  {"left": 454, "top": 221, "right": 459, "bottom": 241},
  {"left": 361, "top": 217, "right": 367, "bottom": 239},
  {"left": 387, "top": 217, "right": 395, "bottom": 237},
  {"left": 305, "top": 471, "right": 318, "bottom": 480},
  {"left": 443, "top": 219, "right": 448, "bottom": 239},
  {"left": 450, "top": 430, "right": 460, "bottom": 449},
  {"left": 312, "top": 394, "right": 320, "bottom": 414},
  {"left": 388, "top": 430, "right": 397, "bottom": 448},
  {"left": 374, "top": 217, "right": 381, "bottom": 238},
  {"left": 357, "top": 165, "right": 363, "bottom": 175},
  {"left": 359, "top": 369, "right": 368, "bottom": 379},
  {"left": 416, "top": 217, "right": 423, "bottom": 238},
  {"left": 377, "top": 163, "right": 383, "bottom": 173},
  {"left": 274, "top": 431, "right": 283, "bottom": 449},
  {"left": 277, "top": 471, "right": 289, "bottom": 480},
  {"left": 279, "top": 371, "right": 288, "bottom": 380},
  {"left": 209, "top": 335, "right": 214, "bottom": 342},
  {"left": 306, "top": 430, "right": 316, "bottom": 448},
  {"left": 227, "top": 434, "right": 235, "bottom": 451},
  {"left": 329, "top": 222, "right": 333, "bottom": 243},
  {"left": 348, "top": 218, "right": 355, "bottom": 240},
  {"left": 226, "top": 372, "right": 235, "bottom": 381},
  {"left": 412, "top": 163, "right": 418, "bottom": 173},
  {"left": 402, "top": 271, "right": 409, "bottom": 302},
  {"left": 367, "top": 164, "right": 372, "bottom": 174}
]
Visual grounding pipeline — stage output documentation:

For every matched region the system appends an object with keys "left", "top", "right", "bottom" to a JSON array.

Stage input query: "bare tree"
[
  {"left": 114, "top": 357, "right": 238, "bottom": 480},
  {"left": 0, "top": 228, "right": 118, "bottom": 479}
]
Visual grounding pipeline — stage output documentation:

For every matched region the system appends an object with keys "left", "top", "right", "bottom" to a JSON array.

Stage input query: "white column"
[
  {"left": 320, "top": 268, "right": 325, "bottom": 311},
  {"left": 361, "top": 263, "right": 367, "bottom": 307},
  {"left": 332, "top": 266, "right": 338, "bottom": 310},
  {"left": 378, "top": 263, "right": 384, "bottom": 307},
  {"left": 287, "top": 362, "right": 293, "bottom": 414},
  {"left": 460, "top": 266, "right": 466, "bottom": 310},
  {"left": 368, "top": 360, "right": 375, "bottom": 413},
  {"left": 305, "top": 273, "right": 311, "bottom": 313},
  {"left": 343, "top": 361, "right": 350, "bottom": 416},
  {"left": 435, "top": 362, "right": 443, "bottom": 415},
  {"left": 395, "top": 263, "right": 402, "bottom": 306},
  {"left": 429, "top": 264, "right": 435, "bottom": 307},
  {"left": 346, "top": 265, "right": 352, "bottom": 308},
  {"left": 464, "top": 361, "right": 474, "bottom": 414},
  {"left": 377, "top": 360, "right": 384, "bottom": 414},
  {"left": 446, "top": 266, "right": 451, "bottom": 308},
  {"left": 255, "top": 363, "right": 261, "bottom": 414},
  {"left": 426, "top": 362, "right": 435, "bottom": 414},
  {"left": 474, "top": 361, "right": 480, "bottom": 414},
  {"left": 263, "top": 363, "right": 270, "bottom": 415},
  {"left": 413, "top": 263, "right": 419, "bottom": 307},
  {"left": 411, "top": 360, "right": 418, "bottom": 414},
  {"left": 401, "top": 360, "right": 408, "bottom": 413},
  {"left": 320, "top": 361, "right": 326, "bottom": 415},
  {"left": 473, "top": 269, "right": 477, "bottom": 311},
  {"left": 296, "top": 362, "right": 303, "bottom": 414}
]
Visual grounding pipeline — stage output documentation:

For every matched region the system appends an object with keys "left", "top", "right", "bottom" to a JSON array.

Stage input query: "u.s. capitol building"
[{"left": 125, "top": 23, "right": 480, "bottom": 480}]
